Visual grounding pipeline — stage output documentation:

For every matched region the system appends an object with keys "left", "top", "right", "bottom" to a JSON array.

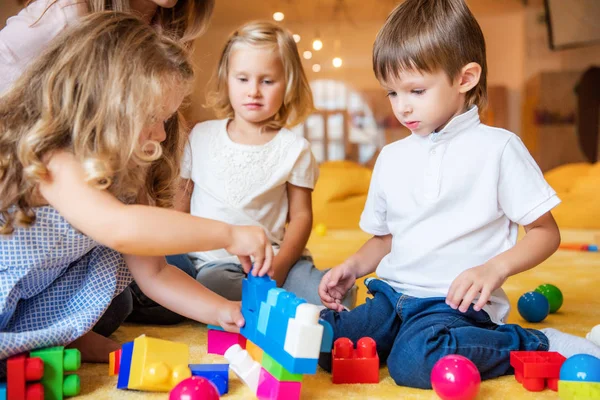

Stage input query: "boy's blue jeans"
[{"left": 318, "top": 278, "right": 549, "bottom": 389}]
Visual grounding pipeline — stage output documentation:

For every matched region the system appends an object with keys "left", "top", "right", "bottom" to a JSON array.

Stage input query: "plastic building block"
[
  {"left": 109, "top": 349, "right": 121, "bottom": 376},
  {"left": 261, "top": 352, "right": 302, "bottom": 383},
  {"left": 169, "top": 376, "right": 220, "bottom": 400},
  {"left": 332, "top": 337, "right": 379, "bottom": 384},
  {"left": 117, "top": 341, "right": 134, "bottom": 390},
  {"left": 284, "top": 303, "right": 324, "bottom": 359},
  {"left": 0, "top": 382, "right": 7, "bottom": 400},
  {"left": 256, "top": 367, "right": 301, "bottom": 400},
  {"left": 241, "top": 273, "right": 277, "bottom": 340},
  {"left": 207, "top": 329, "right": 247, "bottom": 356},
  {"left": 29, "top": 347, "right": 81, "bottom": 400},
  {"left": 189, "top": 364, "right": 229, "bottom": 395},
  {"left": 7, "top": 353, "right": 44, "bottom": 400},
  {"left": 128, "top": 335, "right": 191, "bottom": 392},
  {"left": 246, "top": 340, "right": 263, "bottom": 363},
  {"left": 319, "top": 319, "right": 334, "bottom": 353},
  {"left": 510, "top": 351, "right": 566, "bottom": 391},
  {"left": 224, "top": 344, "right": 261, "bottom": 393},
  {"left": 559, "top": 243, "right": 599, "bottom": 252},
  {"left": 558, "top": 381, "right": 600, "bottom": 400},
  {"left": 257, "top": 288, "right": 285, "bottom": 335},
  {"left": 431, "top": 355, "right": 480, "bottom": 400},
  {"left": 207, "top": 324, "right": 224, "bottom": 331}
]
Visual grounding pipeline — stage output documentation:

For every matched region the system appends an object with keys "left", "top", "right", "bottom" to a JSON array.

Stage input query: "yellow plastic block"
[
  {"left": 558, "top": 381, "right": 600, "bottom": 400},
  {"left": 246, "top": 339, "right": 263, "bottom": 363},
  {"left": 128, "top": 335, "right": 191, "bottom": 392},
  {"left": 108, "top": 351, "right": 116, "bottom": 376}
]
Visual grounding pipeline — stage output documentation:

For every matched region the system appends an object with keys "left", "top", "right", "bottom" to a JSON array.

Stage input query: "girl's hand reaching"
[
  {"left": 217, "top": 301, "right": 245, "bottom": 333},
  {"left": 226, "top": 225, "right": 274, "bottom": 277},
  {"left": 319, "top": 260, "right": 358, "bottom": 312}
]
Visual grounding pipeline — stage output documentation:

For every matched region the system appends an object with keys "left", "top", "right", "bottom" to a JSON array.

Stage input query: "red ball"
[
  {"left": 431, "top": 355, "right": 481, "bottom": 400},
  {"left": 169, "top": 376, "right": 220, "bottom": 400}
]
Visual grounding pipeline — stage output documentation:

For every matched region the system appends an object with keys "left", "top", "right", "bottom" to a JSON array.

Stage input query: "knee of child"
[{"left": 388, "top": 353, "right": 435, "bottom": 389}]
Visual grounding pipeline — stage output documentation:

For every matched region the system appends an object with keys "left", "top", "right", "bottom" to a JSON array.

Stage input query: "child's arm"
[
  {"left": 39, "top": 151, "right": 272, "bottom": 275},
  {"left": 319, "top": 234, "right": 392, "bottom": 311},
  {"left": 447, "top": 211, "right": 560, "bottom": 312},
  {"left": 271, "top": 184, "right": 313, "bottom": 286},
  {"left": 124, "top": 254, "right": 244, "bottom": 331}
]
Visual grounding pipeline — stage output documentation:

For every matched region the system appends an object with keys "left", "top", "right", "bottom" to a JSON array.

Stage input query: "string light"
[
  {"left": 312, "top": 39, "right": 323, "bottom": 51},
  {"left": 293, "top": 34, "right": 301, "bottom": 43},
  {"left": 303, "top": 51, "right": 313, "bottom": 60},
  {"left": 273, "top": 12, "right": 285, "bottom": 22},
  {"left": 312, "top": 64, "right": 321, "bottom": 72},
  {"left": 332, "top": 57, "right": 343, "bottom": 68}
]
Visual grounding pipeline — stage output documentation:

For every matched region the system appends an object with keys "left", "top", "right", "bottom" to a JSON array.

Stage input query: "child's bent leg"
[
  {"left": 195, "top": 262, "right": 245, "bottom": 301},
  {"left": 67, "top": 331, "right": 121, "bottom": 363},
  {"left": 386, "top": 297, "right": 548, "bottom": 389},
  {"left": 541, "top": 328, "right": 600, "bottom": 358},
  {"left": 282, "top": 259, "right": 357, "bottom": 308},
  {"left": 92, "top": 287, "right": 133, "bottom": 337},
  {"left": 318, "top": 279, "right": 402, "bottom": 372}
]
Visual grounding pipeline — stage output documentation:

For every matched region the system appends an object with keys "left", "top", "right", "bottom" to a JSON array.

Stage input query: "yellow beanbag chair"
[
  {"left": 545, "top": 162, "right": 600, "bottom": 229},
  {"left": 313, "top": 161, "right": 371, "bottom": 229}
]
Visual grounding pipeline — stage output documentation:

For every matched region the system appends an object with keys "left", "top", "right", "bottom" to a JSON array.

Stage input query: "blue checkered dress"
[{"left": 0, "top": 206, "right": 132, "bottom": 367}]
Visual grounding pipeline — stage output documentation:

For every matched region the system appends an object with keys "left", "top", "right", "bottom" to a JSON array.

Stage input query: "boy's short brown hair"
[{"left": 373, "top": 0, "right": 487, "bottom": 110}]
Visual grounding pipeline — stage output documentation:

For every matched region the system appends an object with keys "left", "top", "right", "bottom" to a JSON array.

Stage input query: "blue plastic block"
[
  {"left": 0, "top": 382, "right": 6, "bottom": 400},
  {"left": 264, "top": 291, "right": 305, "bottom": 348},
  {"left": 257, "top": 288, "right": 284, "bottom": 335},
  {"left": 241, "top": 273, "right": 276, "bottom": 341},
  {"left": 256, "top": 331, "right": 319, "bottom": 374},
  {"left": 207, "top": 324, "right": 224, "bottom": 331},
  {"left": 589, "top": 245, "right": 599, "bottom": 252},
  {"left": 117, "top": 341, "right": 134, "bottom": 390},
  {"left": 189, "top": 364, "right": 229, "bottom": 395},
  {"left": 319, "top": 319, "right": 334, "bottom": 353}
]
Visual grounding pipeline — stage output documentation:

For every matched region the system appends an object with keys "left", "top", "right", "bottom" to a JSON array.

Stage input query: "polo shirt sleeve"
[
  {"left": 359, "top": 150, "right": 390, "bottom": 236},
  {"left": 498, "top": 135, "right": 561, "bottom": 226}
]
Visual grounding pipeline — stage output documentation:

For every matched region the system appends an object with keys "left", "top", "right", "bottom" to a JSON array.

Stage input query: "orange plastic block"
[
  {"left": 7, "top": 354, "right": 44, "bottom": 400},
  {"left": 108, "top": 349, "right": 122, "bottom": 376},
  {"left": 510, "top": 351, "right": 566, "bottom": 392},
  {"left": 332, "top": 337, "right": 379, "bottom": 384},
  {"left": 128, "top": 335, "right": 191, "bottom": 392},
  {"left": 246, "top": 340, "right": 263, "bottom": 363}
]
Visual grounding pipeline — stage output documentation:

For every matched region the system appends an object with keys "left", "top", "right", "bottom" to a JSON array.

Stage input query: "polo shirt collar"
[{"left": 429, "top": 106, "right": 480, "bottom": 143}]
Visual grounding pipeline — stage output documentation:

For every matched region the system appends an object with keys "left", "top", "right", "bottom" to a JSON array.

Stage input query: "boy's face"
[{"left": 381, "top": 69, "right": 466, "bottom": 136}]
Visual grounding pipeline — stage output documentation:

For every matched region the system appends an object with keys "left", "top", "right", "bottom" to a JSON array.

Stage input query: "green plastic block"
[
  {"left": 30, "top": 347, "right": 81, "bottom": 400},
  {"left": 261, "top": 352, "right": 303, "bottom": 382}
]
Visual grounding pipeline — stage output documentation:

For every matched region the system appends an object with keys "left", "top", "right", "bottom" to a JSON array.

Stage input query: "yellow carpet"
[{"left": 75, "top": 229, "right": 600, "bottom": 399}]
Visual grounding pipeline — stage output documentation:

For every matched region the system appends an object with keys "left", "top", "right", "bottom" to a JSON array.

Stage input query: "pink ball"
[
  {"left": 169, "top": 376, "right": 220, "bottom": 400},
  {"left": 431, "top": 355, "right": 481, "bottom": 400}
]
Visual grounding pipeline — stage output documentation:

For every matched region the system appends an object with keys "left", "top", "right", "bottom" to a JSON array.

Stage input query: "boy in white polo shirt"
[{"left": 317, "top": 0, "right": 600, "bottom": 389}]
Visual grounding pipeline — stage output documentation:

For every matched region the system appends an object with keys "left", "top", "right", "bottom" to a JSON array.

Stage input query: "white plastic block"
[
  {"left": 224, "top": 344, "right": 261, "bottom": 393},
  {"left": 283, "top": 303, "right": 324, "bottom": 359}
]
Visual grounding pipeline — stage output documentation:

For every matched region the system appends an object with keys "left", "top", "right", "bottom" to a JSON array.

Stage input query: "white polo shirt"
[{"left": 360, "top": 106, "right": 560, "bottom": 324}]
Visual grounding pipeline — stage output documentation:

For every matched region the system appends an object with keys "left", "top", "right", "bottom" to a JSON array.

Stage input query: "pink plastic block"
[
  {"left": 257, "top": 368, "right": 301, "bottom": 400},
  {"left": 207, "top": 330, "right": 247, "bottom": 355}
]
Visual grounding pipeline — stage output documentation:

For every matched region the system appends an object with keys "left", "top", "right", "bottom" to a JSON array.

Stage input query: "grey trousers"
[{"left": 195, "top": 257, "right": 357, "bottom": 309}]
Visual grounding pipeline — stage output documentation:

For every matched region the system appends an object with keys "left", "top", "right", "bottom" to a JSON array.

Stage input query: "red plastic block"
[
  {"left": 108, "top": 349, "right": 122, "bottom": 376},
  {"left": 7, "top": 353, "right": 45, "bottom": 400},
  {"left": 256, "top": 367, "right": 301, "bottom": 400},
  {"left": 510, "top": 351, "right": 566, "bottom": 392},
  {"left": 332, "top": 337, "right": 379, "bottom": 384},
  {"left": 207, "top": 329, "right": 247, "bottom": 355}
]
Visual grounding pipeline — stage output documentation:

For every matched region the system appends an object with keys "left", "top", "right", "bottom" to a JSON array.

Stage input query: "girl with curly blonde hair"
[{"left": 0, "top": 12, "right": 272, "bottom": 372}]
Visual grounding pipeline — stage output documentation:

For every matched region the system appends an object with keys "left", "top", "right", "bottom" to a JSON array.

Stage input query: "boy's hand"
[
  {"left": 446, "top": 262, "right": 508, "bottom": 313},
  {"left": 319, "top": 261, "right": 357, "bottom": 312},
  {"left": 225, "top": 226, "right": 273, "bottom": 277},
  {"left": 217, "top": 301, "right": 245, "bottom": 333}
]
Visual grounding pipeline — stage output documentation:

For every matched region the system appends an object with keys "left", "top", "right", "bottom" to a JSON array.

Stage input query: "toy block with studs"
[
  {"left": 127, "top": 335, "right": 191, "bottom": 392},
  {"left": 29, "top": 347, "right": 81, "bottom": 400},
  {"left": 116, "top": 341, "right": 134, "bottom": 390},
  {"left": 224, "top": 344, "right": 261, "bottom": 394},
  {"left": 256, "top": 367, "right": 301, "bottom": 400},
  {"left": 207, "top": 329, "right": 247, "bottom": 356},
  {"left": 332, "top": 337, "right": 379, "bottom": 384},
  {"left": 510, "top": 351, "right": 566, "bottom": 391},
  {"left": 108, "top": 349, "right": 121, "bottom": 377},
  {"left": 7, "top": 353, "right": 44, "bottom": 400},
  {"left": 188, "top": 364, "right": 229, "bottom": 395},
  {"left": 246, "top": 340, "right": 263, "bottom": 363},
  {"left": 0, "top": 382, "right": 7, "bottom": 400}
]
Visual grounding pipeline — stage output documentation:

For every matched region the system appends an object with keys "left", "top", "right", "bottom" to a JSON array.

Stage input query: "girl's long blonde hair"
[
  {"left": 206, "top": 21, "right": 314, "bottom": 131},
  {"left": 0, "top": 12, "right": 194, "bottom": 234},
  {"left": 32, "top": 0, "right": 214, "bottom": 45}
]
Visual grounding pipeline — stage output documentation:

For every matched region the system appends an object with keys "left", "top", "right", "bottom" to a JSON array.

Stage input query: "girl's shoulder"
[
  {"left": 189, "top": 119, "right": 227, "bottom": 139},
  {"left": 277, "top": 127, "right": 311, "bottom": 149}
]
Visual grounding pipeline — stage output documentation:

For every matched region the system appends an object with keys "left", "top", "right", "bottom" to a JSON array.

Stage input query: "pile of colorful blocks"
[{"left": 1, "top": 346, "right": 81, "bottom": 400}]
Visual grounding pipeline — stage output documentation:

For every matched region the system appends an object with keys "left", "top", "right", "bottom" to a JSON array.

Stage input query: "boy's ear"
[{"left": 457, "top": 62, "right": 482, "bottom": 94}]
